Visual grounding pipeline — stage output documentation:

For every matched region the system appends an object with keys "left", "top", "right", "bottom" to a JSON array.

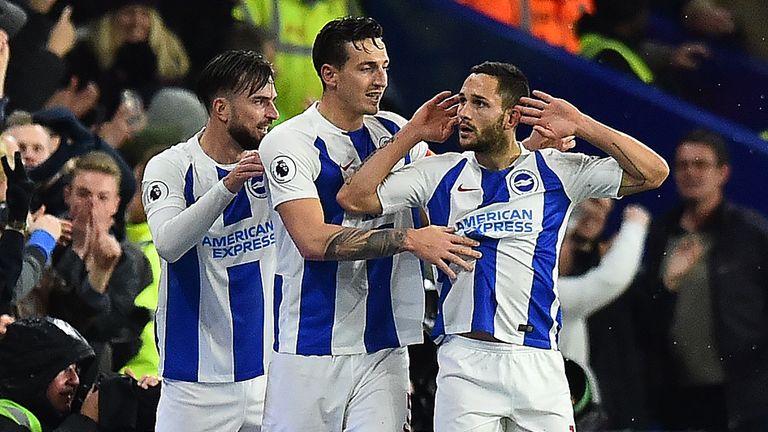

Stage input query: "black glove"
[{"left": 1, "top": 152, "right": 34, "bottom": 224}]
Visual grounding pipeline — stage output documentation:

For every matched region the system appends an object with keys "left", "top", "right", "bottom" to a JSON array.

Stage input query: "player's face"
[
  {"left": 457, "top": 74, "right": 509, "bottom": 154},
  {"left": 227, "top": 79, "right": 279, "bottom": 151},
  {"left": 46, "top": 364, "right": 79, "bottom": 414},
  {"left": 65, "top": 170, "right": 120, "bottom": 230},
  {"left": 334, "top": 38, "right": 389, "bottom": 116},
  {"left": 674, "top": 142, "right": 728, "bottom": 204}
]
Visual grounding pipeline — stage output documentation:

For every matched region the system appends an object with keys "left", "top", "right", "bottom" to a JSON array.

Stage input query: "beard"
[
  {"left": 228, "top": 122, "right": 262, "bottom": 150},
  {"left": 461, "top": 116, "right": 508, "bottom": 154}
]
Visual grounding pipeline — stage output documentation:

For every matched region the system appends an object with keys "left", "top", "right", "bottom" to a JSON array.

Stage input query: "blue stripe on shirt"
[
  {"left": 217, "top": 167, "right": 252, "bottom": 226},
  {"left": 524, "top": 153, "right": 570, "bottom": 349},
  {"left": 427, "top": 159, "right": 467, "bottom": 226},
  {"left": 228, "top": 261, "right": 265, "bottom": 380},
  {"left": 364, "top": 223, "right": 399, "bottom": 352},
  {"left": 164, "top": 164, "right": 201, "bottom": 381},
  {"left": 470, "top": 169, "right": 511, "bottom": 334},
  {"left": 296, "top": 137, "right": 344, "bottom": 355}
]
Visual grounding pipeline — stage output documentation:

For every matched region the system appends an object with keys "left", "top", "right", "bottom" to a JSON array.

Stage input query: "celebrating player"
[
  {"left": 143, "top": 50, "right": 278, "bottom": 432},
  {"left": 337, "top": 61, "right": 669, "bottom": 431}
]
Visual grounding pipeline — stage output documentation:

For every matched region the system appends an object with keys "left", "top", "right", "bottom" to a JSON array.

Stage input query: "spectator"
[
  {"left": 28, "top": 152, "right": 152, "bottom": 377},
  {"left": 65, "top": 0, "right": 190, "bottom": 120},
  {"left": 577, "top": 0, "right": 710, "bottom": 94},
  {"left": 558, "top": 200, "right": 650, "bottom": 428},
  {"left": 5, "top": 0, "right": 76, "bottom": 112},
  {"left": 0, "top": 151, "right": 33, "bottom": 313},
  {"left": 29, "top": 108, "right": 136, "bottom": 239},
  {"left": 4, "top": 111, "right": 56, "bottom": 169},
  {"left": 635, "top": 129, "right": 768, "bottom": 431},
  {"left": 0, "top": 316, "right": 99, "bottom": 432}
]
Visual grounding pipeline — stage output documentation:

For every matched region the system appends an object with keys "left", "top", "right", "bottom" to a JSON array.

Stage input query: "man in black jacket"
[
  {"left": 635, "top": 129, "right": 768, "bottom": 431},
  {"left": 0, "top": 317, "right": 99, "bottom": 432}
]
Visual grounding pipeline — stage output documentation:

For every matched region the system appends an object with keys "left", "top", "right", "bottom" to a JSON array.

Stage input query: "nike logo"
[
  {"left": 457, "top": 184, "right": 479, "bottom": 192},
  {"left": 340, "top": 160, "right": 355, "bottom": 171}
]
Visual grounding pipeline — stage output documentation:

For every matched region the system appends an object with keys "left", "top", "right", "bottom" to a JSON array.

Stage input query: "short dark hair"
[
  {"left": 312, "top": 16, "right": 384, "bottom": 80},
  {"left": 678, "top": 128, "right": 730, "bottom": 166},
  {"left": 469, "top": 62, "right": 530, "bottom": 110},
  {"left": 195, "top": 50, "right": 274, "bottom": 112}
]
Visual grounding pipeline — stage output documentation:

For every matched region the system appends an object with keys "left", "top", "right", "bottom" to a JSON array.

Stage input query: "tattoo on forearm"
[
  {"left": 324, "top": 227, "right": 408, "bottom": 260},
  {"left": 611, "top": 142, "right": 648, "bottom": 188}
]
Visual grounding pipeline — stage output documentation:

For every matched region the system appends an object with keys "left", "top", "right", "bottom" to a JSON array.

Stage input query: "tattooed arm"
[
  {"left": 516, "top": 90, "right": 669, "bottom": 196},
  {"left": 276, "top": 198, "right": 479, "bottom": 278}
]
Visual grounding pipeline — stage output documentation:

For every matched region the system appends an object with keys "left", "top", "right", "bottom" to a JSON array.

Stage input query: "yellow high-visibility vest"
[
  {"left": 580, "top": 32, "right": 654, "bottom": 83},
  {"left": 233, "top": 0, "right": 359, "bottom": 121}
]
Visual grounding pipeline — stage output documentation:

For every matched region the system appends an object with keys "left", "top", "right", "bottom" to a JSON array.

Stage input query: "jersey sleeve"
[
  {"left": 544, "top": 150, "right": 623, "bottom": 203},
  {"left": 377, "top": 155, "right": 451, "bottom": 215},
  {"left": 142, "top": 150, "right": 236, "bottom": 262},
  {"left": 260, "top": 128, "right": 321, "bottom": 209}
]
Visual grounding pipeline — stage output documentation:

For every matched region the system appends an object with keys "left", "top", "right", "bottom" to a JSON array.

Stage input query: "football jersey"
[
  {"left": 143, "top": 133, "right": 276, "bottom": 382},
  {"left": 259, "top": 104, "right": 428, "bottom": 356},
  {"left": 377, "top": 149, "right": 623, "bottom": 350}
]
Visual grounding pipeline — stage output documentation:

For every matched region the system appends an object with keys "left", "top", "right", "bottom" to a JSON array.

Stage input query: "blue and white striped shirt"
[
  {"left": 260, "top": 104, "right": 428, "bottom": 356},
  {"left": 144, "top": 134, "right": 276, "bottom": 382},
  {"left": 377, "top": 149, "right": 623, "bottom": 350}
]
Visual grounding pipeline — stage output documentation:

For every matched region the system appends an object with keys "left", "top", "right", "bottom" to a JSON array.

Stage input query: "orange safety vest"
[{"left": 456, "top": 0, "right": 594, "bottom": 53}]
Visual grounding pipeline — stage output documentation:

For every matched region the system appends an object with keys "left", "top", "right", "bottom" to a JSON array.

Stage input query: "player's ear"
[
  {"left": 320, "top": 64, "right": 338, "bottom": 90},
  {"left": 504, "top": 107, "right": 521, "bottom": 130},
  {"left": 212, "top": 97, "right": 229, "bottom": 123}
]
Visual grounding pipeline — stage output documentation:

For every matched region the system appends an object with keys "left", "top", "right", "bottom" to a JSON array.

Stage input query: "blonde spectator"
[{"left": 90, "top": 0, "right": 189, "bottom": 83}]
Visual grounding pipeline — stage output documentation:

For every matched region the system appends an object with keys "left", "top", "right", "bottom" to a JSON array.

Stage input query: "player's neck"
[
  {"left": 475, "top": 138, "right": 521, "bottom": 171},
  {"left": 317, "top": 97, "right": 365, "bottom": 132},
  {"left": 199, "top": 123, "right": 242, "bottom": 165}
]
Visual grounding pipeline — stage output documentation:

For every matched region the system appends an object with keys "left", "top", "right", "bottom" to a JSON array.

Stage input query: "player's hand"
[
  {"left": 662, "top": 234, "right": 703, "bottom": 292},
  {"left": 515, "top": 90, "right": 583, "bottom": 140},
  {"left": 223, "top": 151, "right": 264, "bottom": 193},
  {"left": 406, "top": 226, "right": 481, "bottom": 279},
  {"left": 520, "top": 128, "right": 576, "bottom": 152},
  {"left": 409, "top": 91, "right": 459, "bottom": 143}
]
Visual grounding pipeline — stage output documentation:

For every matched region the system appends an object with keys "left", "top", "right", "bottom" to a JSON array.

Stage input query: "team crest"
[
  {"left": 246, "top": 175, "right": 268, "bottom": 199},
  {"left": 509, "top": 170, "right": 538, "bottom": 195},
  {"left": 143, "top": 181, "right": 169, "bottom": 204},
  {"left": 270, "top": 155, "right": 297, "bottom": 184}
]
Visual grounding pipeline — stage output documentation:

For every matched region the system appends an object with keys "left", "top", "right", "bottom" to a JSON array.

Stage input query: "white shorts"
[
  {"left": 262, "top": 347, "right": 410, "bottom": 432},
  {"left": 155, "top": 376, "right": 266, "bottom": 432},
  {"left": 434, "top": 336, "right": 574, "bottom": 432}
]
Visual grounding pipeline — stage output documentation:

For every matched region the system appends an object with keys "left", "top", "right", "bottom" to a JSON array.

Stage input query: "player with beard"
[
  {"left": 142, "top": 50, "right": 278, "bottom": 432},
  {"left": 337, "top": 61, "right": 669, "bottom": 431}
]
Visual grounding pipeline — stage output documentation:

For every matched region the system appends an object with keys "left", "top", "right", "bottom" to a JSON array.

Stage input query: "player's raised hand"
[
  {"left": 409, "top": 91, "right": 460, "bottom": 143},
  {"left": 407, "top": 226, "right": 482, "bottom": 279},
  {"left": 223, "top": 150, "right": 264, "bottom": 193},
  {"left": 520, "top": 128, "right": 576, "bottom": 152},
  {"left": 515, "top": 90, "right": 583, "bottom": 140}
]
